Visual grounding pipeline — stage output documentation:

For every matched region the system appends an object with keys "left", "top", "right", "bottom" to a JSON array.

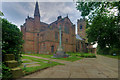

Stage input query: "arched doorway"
[{"left": 51, "top": 45, "right": 54, "bottom": 53}]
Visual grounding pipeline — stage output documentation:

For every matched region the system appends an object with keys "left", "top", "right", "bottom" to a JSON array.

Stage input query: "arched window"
[
  {"left": 81, "top": 42, "right": 83, "bottom": 48},
  {"left": 25, "top": 27, "right": 26, "bottom": 31},
  {"left": 37, "top": 33, "right": 39, "bottom": 36},
  {"left": 43, "top": 43, "right": 45, "bottom": 46},
  {"left": 40, "top": 34, "right": 44, "bottom": 40},
  {"left": 78, "top": 42, "right": 80, "bottom": 49},
  {"left": 66, "top": 39, "right": 68, "bottom": 43},
  {"left": 43, "top": 43, "right": 46, "bottom": 49},
  {"left": 64, "top": 26, "right": 69, "bottom": 34},
  {"left": 51, "top": 45, "right": 54, "bottom": 53},
  {"left": 55, "top": 32, "right": 58, "bottom": 40},
  {"left": 80, "top": 25, "right": 82, "bottom": 29}
]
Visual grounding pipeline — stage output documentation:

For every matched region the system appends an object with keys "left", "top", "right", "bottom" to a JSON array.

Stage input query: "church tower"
[
  {"left": 34, "top": 1, "right": 40, "bottom": 32},
  {"left": 77, "top": 19, "right": 86, "bottom": 39},
  {"left": 34, "top": 1, "right": 40, "bottom": 22}
]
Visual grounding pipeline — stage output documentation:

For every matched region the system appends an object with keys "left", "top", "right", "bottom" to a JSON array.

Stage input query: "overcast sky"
[{"left": 2, "top": 2, "right": 83, "bottom": 34}]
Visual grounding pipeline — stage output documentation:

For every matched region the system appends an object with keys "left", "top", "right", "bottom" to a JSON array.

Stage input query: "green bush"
[
  {"left": 109, "top": 48, "right": 120, "bottom": 56},
  {"left": 2, "top": 63, "right": 12, "bottom": 78},
  {"left": 2, "top": 18, "right": 24, "bottom": 78},
  {"left": 97, "top": 45, "right": 120, "bottom": 56},
  {"left": 66, "top": 52, "right": 96, "bottom": 58},
  {"left": 80, "top": 53, "right": 96, "bottom": 58},
  {"left": 2, "top": 19, "right": 24, "bottom": 63},
  {"left": 80, "top": 54, "right": 84, "bottom": 57}
]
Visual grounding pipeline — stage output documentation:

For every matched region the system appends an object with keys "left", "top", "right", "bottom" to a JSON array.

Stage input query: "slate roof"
[
  {"left": 76, "top": 34, "right": 83, "bottom": 40},
  {"left": 40, "top": 22, "right": 49, "bottom": 26},
  {"left": 49, "top": 16, "right": 74, "bottom": 29}
]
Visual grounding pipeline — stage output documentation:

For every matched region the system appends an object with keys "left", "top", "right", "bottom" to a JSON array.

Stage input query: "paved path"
[{"left": 22, "top": 55, "right": 118, "bottom": 78}]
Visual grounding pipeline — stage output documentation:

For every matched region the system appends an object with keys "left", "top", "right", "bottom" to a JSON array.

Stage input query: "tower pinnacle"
[{"left": 34, "top": 1, "right": 40, "bottom": 17}]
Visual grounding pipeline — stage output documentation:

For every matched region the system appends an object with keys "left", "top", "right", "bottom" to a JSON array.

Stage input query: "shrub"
[
  {"left": 2, "top": 19, "right": 24, "bottom": 63},
  {"left": 97, "top": 45, "right": 120, "bottom": 56},
  {"left": 2, "top": 18, "right": 24, "bottom": 78},
  {"left": 80, "top": 54, "right": 84, "bottom": 57},
  {"left": 109, "top": 48, "right": 120, "bottom": 56},
  {"left": 2, "top": 63, "right": 12, "bottom": 78}
]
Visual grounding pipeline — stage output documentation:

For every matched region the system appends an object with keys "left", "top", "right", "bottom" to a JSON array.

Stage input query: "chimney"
[{"left": 57, "top": 16, "right": 62, "bottom": 20}]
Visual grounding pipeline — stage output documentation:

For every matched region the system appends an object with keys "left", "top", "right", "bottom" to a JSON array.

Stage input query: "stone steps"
[
  {"left": 5, "top": 60, "right": 18, "bottom": 68},
  {"left": 4, "top": 54, "right": 15, "bottom": 61},
  {"left": 4, "top": 54, "right": 23, "bottom": 78},
  {"left": 11, "top": 67, "right": 23, "bottom": 78}
]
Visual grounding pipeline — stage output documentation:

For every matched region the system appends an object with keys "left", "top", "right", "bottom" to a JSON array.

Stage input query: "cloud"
[
  {"left": 2, "top": 2, "right": 35, "bottom": 28},
  {"left": 2, "top": 0, "right": 75, "bottom": 2},
  {"left": 39, "top": 2, "right": 82, "bottom": 24},
  {"left": 2, "top": 2, "right": 82, "bottom": 33}
]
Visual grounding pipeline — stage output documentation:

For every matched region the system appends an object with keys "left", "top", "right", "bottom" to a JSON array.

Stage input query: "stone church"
[{"left": 21, "top": 2, "right": 91, "bottom": 54}]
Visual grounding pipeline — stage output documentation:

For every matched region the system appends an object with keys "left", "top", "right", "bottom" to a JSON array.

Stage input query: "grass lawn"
[
  {"left": 52, "top": 56, "right": 82, "bottom": 62},
  {"left": 23, "top": 53, "right": 82, "bottom": 62},
  {"left": 99, "top": 54, "right": 120, "bottom": 60},
  {"left": 23, "top": 52, "right": 96, "bottom": 62},
  {"left": 67, "top": 52, "right": 96, "bottom": 58},
  {"left": 21, "top": 56, "right": 64, "bottom": 75},
  {"left": 22, "top": 60, "right": 32, "bottom": 63},
  {"left": 23, "top": 54, "right": 52, "bottom": 58}
]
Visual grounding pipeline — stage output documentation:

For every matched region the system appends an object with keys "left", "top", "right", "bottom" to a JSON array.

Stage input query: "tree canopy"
[
  {"left": 76, "top": 1, "right": 120, "bottom": 54},
  {"left": 0, "top": 11, "right": 4, "bottom": 16},
  {"left": 1, "top": 11, "right": 24, "bottom": 78}
]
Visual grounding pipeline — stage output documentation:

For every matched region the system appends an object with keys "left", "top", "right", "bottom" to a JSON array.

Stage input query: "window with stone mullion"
[
  {"left": 64, "top": 26, "right": 69, "bottom": 34},
  {"left": 55, "top": 32, "right": 58, "bottom": 40}
]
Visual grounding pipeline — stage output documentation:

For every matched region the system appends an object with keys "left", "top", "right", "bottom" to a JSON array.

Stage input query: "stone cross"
[
  {"left": 53, "top": 25, "right": 69, "bottom": 58},
  {"left": 59, "top": 26, "right": 62, "bottom": 47}
]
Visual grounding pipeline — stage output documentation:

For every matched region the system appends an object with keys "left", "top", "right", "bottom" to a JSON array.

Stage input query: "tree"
[
  {"left": 76, "top": 1, "right": 120, "bottom": 19},
  {"left": 2, "top": 18, "right": 24, "bottom": 62},
  {"left": 0, "top": 11, "right": 4, "bottom": 16},
  {"left": 76, "top": 1, "right": 120, "bottom": 54},
  {"left": 0, "top": 11, "right": 24, "bottom": 78}
]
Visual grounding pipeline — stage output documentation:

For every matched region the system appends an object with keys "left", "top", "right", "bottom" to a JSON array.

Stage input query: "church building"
[
  {"left": 21, "top": 1, "right": 94, "bottom": 54},
  {"left": 21, "top": 2, "right": 77, "bottom": 54}
]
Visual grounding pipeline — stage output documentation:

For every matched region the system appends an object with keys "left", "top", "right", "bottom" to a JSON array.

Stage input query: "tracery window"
[
  {"left": 55, "top": 32, "right": 58, "bottom": 40},
  {"left": 80, "top": 25, "right": 82, "bottom": 29},
  {"left": 64, "top": 26, "right": 69, "bottom": 34},
  {"left": 37, "top": 33, "right": 39, "bottom": 36},
  {"left": 66, "top": 39, "right": 68, "bottom": 43}
]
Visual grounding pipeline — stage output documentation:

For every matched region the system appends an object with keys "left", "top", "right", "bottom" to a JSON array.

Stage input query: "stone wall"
[{"left": 76, "top": 39, "right": 88, "bottom": 53}]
